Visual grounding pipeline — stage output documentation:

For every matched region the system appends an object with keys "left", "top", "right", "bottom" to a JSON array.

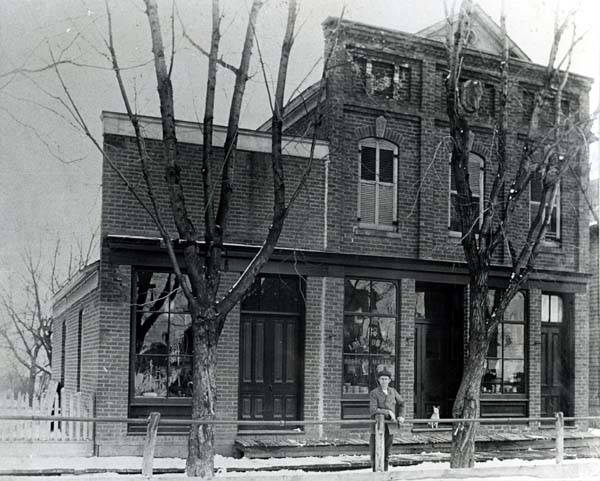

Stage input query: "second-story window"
[
  {"left": 529, "top": 172, "right": 560, "bottom": 241},
  {"left": 449, "top": 153, "right": 484, "bottom": 234},
  {"left": 358, "top": 138, "right": 398, "bottom": 229},
  {"left": 354, "top": 56, "right": 411, "bottom": 102}
]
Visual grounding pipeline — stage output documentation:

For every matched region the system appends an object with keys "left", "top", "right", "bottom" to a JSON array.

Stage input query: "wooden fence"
[{"left": 0, "top": 388, "right": 93, "bottom": 441}]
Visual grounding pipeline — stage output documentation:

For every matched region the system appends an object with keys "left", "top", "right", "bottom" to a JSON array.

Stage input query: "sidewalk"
[
  {"left": 2, "top": 459, "right": 600, "bottom": 481},
  {"left": 1, "top": 456, "right": 600, "bottom": 481}
]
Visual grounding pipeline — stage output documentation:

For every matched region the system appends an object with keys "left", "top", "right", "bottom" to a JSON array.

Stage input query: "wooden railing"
[{"left": 0, "top": 413, "right": 598, "bottom": 476}]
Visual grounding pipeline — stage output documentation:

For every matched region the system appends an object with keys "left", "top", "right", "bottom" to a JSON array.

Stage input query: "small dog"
[{"left": 429, "top": 405, "right": 440, "bottom": 429}]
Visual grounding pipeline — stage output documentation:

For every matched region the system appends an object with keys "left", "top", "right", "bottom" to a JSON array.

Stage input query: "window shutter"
[
  {"left": 360, "top": 181, "right": 376, "bottom": 224},
  {"left": 378, "top": 184, "right": 395, "bottom": 225}
]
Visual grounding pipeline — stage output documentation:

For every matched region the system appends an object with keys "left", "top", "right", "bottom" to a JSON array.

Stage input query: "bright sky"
[{"left": 0, "top": 0, "right": 597, "bottom": 293}]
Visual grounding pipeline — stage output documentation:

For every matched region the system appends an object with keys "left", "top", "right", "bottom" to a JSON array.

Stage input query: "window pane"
[
  {"left": 548, "top": 206, "right": 558, "bottom": 237},
  {"left": 397, "top": 66, "right": 410, "bottom": 101},
  {"left": 503, "top": 360, "right": 525, "bottom": 393},
  {"left": 371, "top": 281, "right": 396, "bottom": 314},
  {"left": 371, "top": 61, "right": 394, "bottom": 97},
  {"left": 343, "top": 315, "right": 369, "bottom": 353},
  {"left": 551, "top": 295, "right": 563, "bottom": 323},
  {"left": 530, "top": 173, "right": 543, "bottom": 202},
  {"left": 503, "top": 324, "right": 524, "bottom": 359},
  {"left": 468, "top": 154, "right": 482, "bottom": 195},
  {"left": 344, "top": 279, "right": 370, "bottom": 312},
  {"left": 169, "top": 313, "right": 193, "bottom": 355},
  {"left": 137, "top": 313, "right": 169, "bottom": 355},
  {"left": 135, "top": 271, "right": 177, "bottom": 314},
  {"left": 482, "top": 359, "right": 502, "bottom": 393},
  {"left": 379, "top": 149, "right": 394, "bottom": 183},
  {"left": 342, "top": 355, "right": 370, "bottom": 395},
  {"left": 370, "top": 318, "right": 395, "bottom": 356},
  {"left": 361, "top": 147, "right": 376, "bottom": 181},
  {"left": 505, "top": 293, "right": 525, "bottom": 323},
  {"left": 488, "top": 324, "right": 501, "bottom": 358},
  {"left": 415, "top": 291, "right": 426, "bottom": 319},
  {"left": 542, "top": 294, "right": 550, "bottom": 323},
  {"left": 449, "top": 193, "right": 460, "bottom": 231},
  {"left": 167, "top": 355, "right": 193, "bottom": 397},
  {"left": 135, "top": 355, "right": 168, "bottom": 397}
]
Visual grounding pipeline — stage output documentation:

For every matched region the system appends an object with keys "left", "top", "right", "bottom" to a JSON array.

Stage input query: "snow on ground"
[{"left": 1, "top": 454, "right": 600, "bottom": 480}]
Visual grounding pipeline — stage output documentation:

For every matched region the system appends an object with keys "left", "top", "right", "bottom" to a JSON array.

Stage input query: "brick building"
[{"left": 52, "top": 7, "right": 594, "bottom": 457}]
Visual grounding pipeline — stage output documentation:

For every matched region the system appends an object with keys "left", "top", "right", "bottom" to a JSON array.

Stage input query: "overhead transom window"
[{"left": 358, "top": 138, "right": 398, "bottom": 230}]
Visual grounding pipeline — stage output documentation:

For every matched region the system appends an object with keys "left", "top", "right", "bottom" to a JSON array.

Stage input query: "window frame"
[
  {"left": 356, "top": 57, "right": 411, "bottom": 101},
  {"left": 357, "top": 138, "right": 398, "bottom": 231},
  {"left": 129, "top": 268, "right": 193, "bottom": 406},
  {"left": 482, "top": 291, "right": 528, "bottom": 397},
  {"left": 448, "top": 152, "right": 485, "bottom": 236},
  {"left": 342, "top": 278, "right": 399, "bottom": 405},
  {"left": 529, "top": 176, "right": 561, "bottom": 242}
]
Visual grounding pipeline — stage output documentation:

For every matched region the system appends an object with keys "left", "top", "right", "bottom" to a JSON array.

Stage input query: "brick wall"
[
  {"left": 590, "top": 228, "right": 600, "bottom": 417},
  {"left": 53, "top": 288, "right": 100, "bottom": 398},
  {"left": 102, "top": 136, "right": 325, "bottom": 252},
  {"left": 528, "top": 289, "right": 542, "bottom": 422}
]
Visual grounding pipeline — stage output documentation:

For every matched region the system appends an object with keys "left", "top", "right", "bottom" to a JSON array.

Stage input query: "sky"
[{"left": 0, "top": 0, "right": 598, "bottom": 295}]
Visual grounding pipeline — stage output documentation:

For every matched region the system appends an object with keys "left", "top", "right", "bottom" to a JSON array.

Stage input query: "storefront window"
[
  {"left": 132, "top": 270, "right": 193, "bottom": 399},
  {"left": 343, "top": 279, "right": 397, "bottom": 397},
  {"left": 482, "top": 291, "right": 526, "bottom": 395}
]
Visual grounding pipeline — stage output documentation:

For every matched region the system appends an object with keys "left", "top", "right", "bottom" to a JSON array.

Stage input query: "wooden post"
[
  {"left": 555, "top": 411, "right": 564, "bottom": 464},
  {"left": 142, "top": 412, "right": 161, "bottom": 478},
  {"left": 374, "top": 414, "right": 385, "bottom": 472}
]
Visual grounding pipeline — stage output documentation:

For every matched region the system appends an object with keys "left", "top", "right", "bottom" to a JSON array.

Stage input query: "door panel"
[
  {"left": 541, "top": 322, "right": 571, "bottom": 417},
  {"left": 239, "top": 315, "right": 301, "bottom": 428}
]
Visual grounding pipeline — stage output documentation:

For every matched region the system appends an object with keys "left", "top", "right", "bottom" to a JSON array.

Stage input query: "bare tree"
[
  {"left": 0, "top": 234, "right": 97, "bottom": 404},
  {"left": 444, "top": 0, "right": 592, "bottom": 467},
  {"left": 33, "top": 0, "right": 340, "bottom": 476}
]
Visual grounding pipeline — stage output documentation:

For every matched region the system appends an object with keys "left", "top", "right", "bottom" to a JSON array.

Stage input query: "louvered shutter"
[{"left": 360, "top": 182, "right": 376, "bottom": 224}]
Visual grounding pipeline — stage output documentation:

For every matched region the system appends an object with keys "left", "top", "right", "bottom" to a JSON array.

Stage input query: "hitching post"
[
  {"left": 555, "top": 411, "right": 564, "bottom": 464},
  {"left": 142, "top": 412, "right": 161, "bottom": 477},
  {"left": 374, "top": 414, "right": 385, "bottom": 472}
]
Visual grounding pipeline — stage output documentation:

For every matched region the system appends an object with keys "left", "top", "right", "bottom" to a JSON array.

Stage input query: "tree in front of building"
[
  {"left": 42, "top": 0, "right": 338, "bottom": 477},
  {"left": 444, "top": 0, "right": 592, "bottom": 468}
]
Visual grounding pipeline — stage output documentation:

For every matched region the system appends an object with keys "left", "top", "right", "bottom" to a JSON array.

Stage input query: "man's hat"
[{"left": 377, "top": 367, "right": 393, "bottom": 379}]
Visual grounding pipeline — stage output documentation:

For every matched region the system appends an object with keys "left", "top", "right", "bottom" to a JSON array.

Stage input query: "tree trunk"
[
  {"left": 451, "top": 283, "right": 489, "bottom": 468},
  {"left": 186, "top": 319, "right": 218, "bottom": 478},
  {"left": 28, "top": 363, "right": 36, "bottom": 407}
]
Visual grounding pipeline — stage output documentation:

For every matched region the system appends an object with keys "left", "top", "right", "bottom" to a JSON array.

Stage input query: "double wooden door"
[{"left": 239, "top": 314, "right": 302, "bottom": 428}]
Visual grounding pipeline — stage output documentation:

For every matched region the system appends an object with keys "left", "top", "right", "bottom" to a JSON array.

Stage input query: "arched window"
[
  {"left": 357, "top": 138, "right": 398, "bottom": 230},
  {"left": 448, "top": 152, "right": 484, "bottom": 233}
]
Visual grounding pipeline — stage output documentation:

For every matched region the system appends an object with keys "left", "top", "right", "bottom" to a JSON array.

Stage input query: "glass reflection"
[
  {"left": 503, "top": 324, "right": 524, "bottom": 358},
  {"left": 482, "top": 359, "right": 502, "bottom": 393},
  {"left": 371, "top": 281, "right": 396, "bottom": 314},
  {"left": 503, "top": 360, "right": 525, "bottom": 393},
  {"left": 344, "top": 279, "right": 370, "bottom": 312}
]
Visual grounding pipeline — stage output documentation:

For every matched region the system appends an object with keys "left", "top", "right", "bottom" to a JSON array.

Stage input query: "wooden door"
[
  {"left": 239, "top": 315, "right": 301, "bottom": 428},
  {"left": 541, "top": 322, "right": 571, "bottom": 417}
]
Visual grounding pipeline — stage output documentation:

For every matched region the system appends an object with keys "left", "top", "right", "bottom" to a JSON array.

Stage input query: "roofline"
[
  {"left": 52, "top": 260, "right": 100, "bottom": 317},
  {"left": 102, "top": 111, "right": 329, "bottom": 160},
  {"left": 415, "top": 4, "right": 531, "bottom": 62},
  {"left": 257, "top": 80, "right": 323, "bottom": 132},
  {"left": 322, "top": 17, "right": 594, "bottom": 86}
]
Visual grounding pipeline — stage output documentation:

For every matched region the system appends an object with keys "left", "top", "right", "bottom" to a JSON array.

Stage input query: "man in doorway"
[{"left": 369, "top": 368, "right": 405, "bottom": 471}]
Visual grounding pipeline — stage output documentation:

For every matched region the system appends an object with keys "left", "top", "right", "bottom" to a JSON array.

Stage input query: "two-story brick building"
[{"left": 52, "top": 7, "right": 594, "bottom": 457}]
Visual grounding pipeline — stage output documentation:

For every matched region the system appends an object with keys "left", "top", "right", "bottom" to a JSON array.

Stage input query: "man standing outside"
[{"left": 369, "top": 368, "right": 405, "bottom": 471}]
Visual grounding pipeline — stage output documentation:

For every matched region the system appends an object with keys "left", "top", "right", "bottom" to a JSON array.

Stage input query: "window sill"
[
  {"left": 356, "top": 225, "right": 402, "bottom": 238},
  {"left": 448, "top": 230, "right": 462, "bottom": 239}
]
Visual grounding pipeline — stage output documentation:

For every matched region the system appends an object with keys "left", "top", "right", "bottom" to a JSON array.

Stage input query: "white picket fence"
[{"left": 0, "top": 388, "right": 93, "bottom": 441}]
